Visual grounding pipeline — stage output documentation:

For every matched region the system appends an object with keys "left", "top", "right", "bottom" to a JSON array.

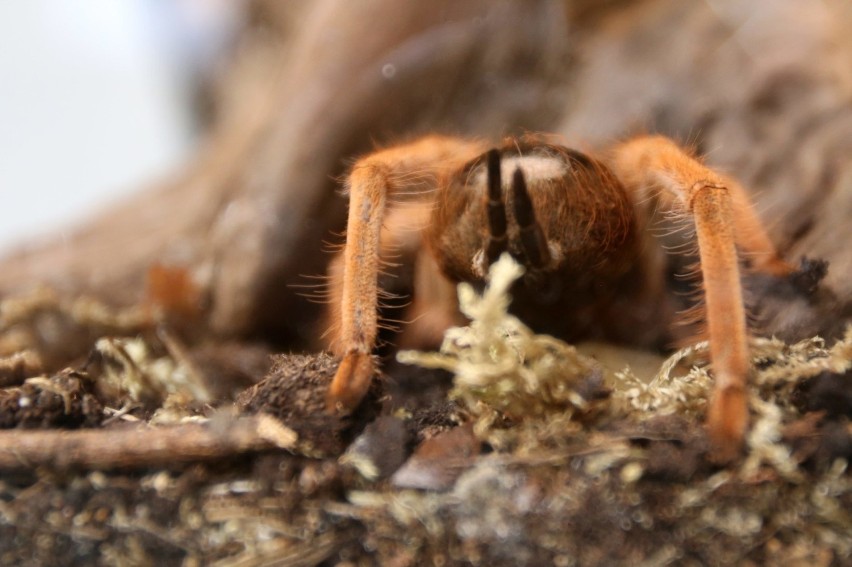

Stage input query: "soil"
[{"left": 0, "top": 285, "right": 850, "bottom": 566}]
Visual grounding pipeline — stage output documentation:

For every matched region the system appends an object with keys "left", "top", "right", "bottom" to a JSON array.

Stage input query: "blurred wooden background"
[{"left": 1, "top": 0, "right": 850, "bottom": 347}]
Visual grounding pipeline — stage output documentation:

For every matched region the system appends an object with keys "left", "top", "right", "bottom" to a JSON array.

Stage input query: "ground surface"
[{"left": 1, "top": 263, "right": 851, "bottom": 566}]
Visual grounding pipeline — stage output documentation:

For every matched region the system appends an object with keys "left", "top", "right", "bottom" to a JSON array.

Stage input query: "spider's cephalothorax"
[
  {"left": 324, "top": 134, "right": 798, "bottom": 461},
  {"left": 429, "top": 141, "right": 659, "bottom": 345}
]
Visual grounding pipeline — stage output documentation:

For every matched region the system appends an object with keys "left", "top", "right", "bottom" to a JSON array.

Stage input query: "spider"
[{"left": 321, "top": 133, "right": 807, "bottom": 461}]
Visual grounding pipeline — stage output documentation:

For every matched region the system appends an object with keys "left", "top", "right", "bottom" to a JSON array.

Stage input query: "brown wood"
[
  {"left": 0, "top": 0, "right": 849, "bottom": 344},
  {"left": 0, "top": 415, "right": 295, "bottom": 472}
]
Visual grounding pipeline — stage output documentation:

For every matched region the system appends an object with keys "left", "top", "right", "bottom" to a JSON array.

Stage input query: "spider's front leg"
[
  {"left": 611, "top": 136, "right": 795, "bottom": 461},
  {"left": 326, "top": 137, "right": 484, "bottom": 413},
  {"left": 326, "top": 155, "right": 385, "bottom": 411}
]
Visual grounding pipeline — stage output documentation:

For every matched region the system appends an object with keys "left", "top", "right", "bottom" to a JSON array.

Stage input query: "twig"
[{"left": 0, "top": 414, "right": 296, "bottom": 472}]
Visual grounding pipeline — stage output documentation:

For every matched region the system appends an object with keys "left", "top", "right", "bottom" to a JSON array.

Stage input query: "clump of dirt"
[
  {"left": 0, "top": 369, "right": 102, "bottom": 429},
  {"left": 237, "top": 352, "right": 383, "bottom": 456}
]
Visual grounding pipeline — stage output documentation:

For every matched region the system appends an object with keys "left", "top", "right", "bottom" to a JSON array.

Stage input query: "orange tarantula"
[{"left": 323, "top": 134, "right": 798, "bottom": 460}]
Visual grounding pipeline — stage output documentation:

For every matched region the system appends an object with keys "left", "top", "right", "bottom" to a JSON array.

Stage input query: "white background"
[{"left": 0, "top": 0, "right": 242, "bottom": 254}]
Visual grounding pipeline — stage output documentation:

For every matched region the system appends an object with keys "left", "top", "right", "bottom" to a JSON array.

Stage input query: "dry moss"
[
  {"left": 401, "top": 254, "right": 852, "bottom": 471},
  {"left": 381, "top": 254, "right": 852, "bottom": 564},
  {"left": 398, "top": 255, "right": 610, "bottom": 451}
]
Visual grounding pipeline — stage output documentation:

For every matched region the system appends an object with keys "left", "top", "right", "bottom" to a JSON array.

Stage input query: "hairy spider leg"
[
  {"left": 610, "top": 135, "right": 794, "bottom": 461},
  {"left": 327, "top": 136, "right": 485, "bottom": 411}
]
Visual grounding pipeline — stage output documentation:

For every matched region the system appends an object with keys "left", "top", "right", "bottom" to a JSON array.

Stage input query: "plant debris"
[
  {"left": 0, "top": 369, "right": 102, "bottom": 430},
  {"left": 0, "top": 260, "right": 851, "bottom": 565},
  {"left": 398, "top": 255, "right": 611, "bottom": 451},
  {"left": 236, "top": 352, "right": 383, "bottom": 457}
]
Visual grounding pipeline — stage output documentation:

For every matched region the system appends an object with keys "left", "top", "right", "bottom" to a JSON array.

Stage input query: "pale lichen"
[
  {"left": 398, "top": 254, "right": 605, "bottom": 450},
  {"left": 399, "top": 253, "right": 852, "bottom": 484},
  {"left": 611, "top": 342, "right": 713, "bottom": 418}
]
